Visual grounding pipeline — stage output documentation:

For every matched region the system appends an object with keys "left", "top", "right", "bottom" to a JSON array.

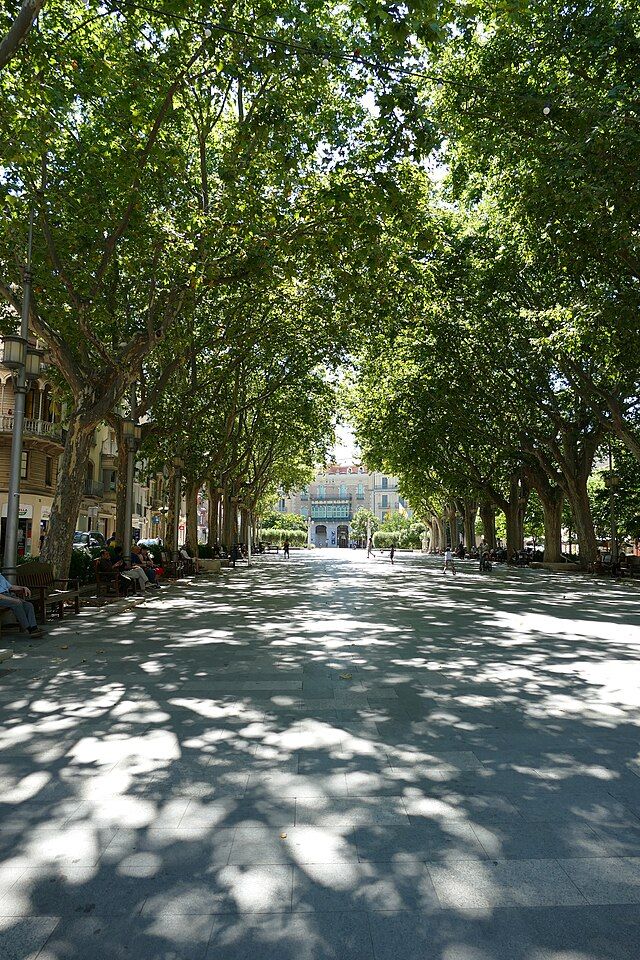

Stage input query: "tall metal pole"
[
  {"left": 173, "top": 466, "right": 181, "bottom": 561},
  {"left": 3, "top": 209, "right": 34, "bottom": 582},
  {"left": 247, "top": 511, "right": 252, "bottom": 568},
  {"left": 609, "top": 440, "right": 618, "bottom": 563},
  {"left": 122, "top": 436, "right": 135, "bottom": 566},
  {"left": 122, "top": 386, "right": 137, "bottom": 567}
]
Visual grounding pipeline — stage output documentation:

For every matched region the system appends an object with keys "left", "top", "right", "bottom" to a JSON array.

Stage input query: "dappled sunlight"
[{"left": 1, "top": 551, "right": 640, "bottom": 956}]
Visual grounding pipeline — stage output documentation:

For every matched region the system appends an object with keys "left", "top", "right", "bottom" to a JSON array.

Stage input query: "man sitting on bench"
[{"left": 0, "top": 573, "right": 44, "bottom": 638}]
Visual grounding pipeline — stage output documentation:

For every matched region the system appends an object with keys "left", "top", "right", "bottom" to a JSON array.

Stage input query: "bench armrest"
[{"left": 54, "top": 578, "right": 80, "bottom": 589}]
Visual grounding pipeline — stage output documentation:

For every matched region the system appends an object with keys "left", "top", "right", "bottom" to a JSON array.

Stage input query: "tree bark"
[
  {"left": 0, "top": 0, "right": 45, "bottom": 72},
  {"left": 436, "top": 515, "right": 445, "bottom": 551},
  {"left": 500, "top": 473, "right": 529, "bottom": 559},
  {"left": 114, "top": 420, "right": 128, "bottom": 547},
  {"left": 185, "top": 480, "right": 199, "bottom": 554},
  {"left": 525, "top": 466, "right": 564, "bottom": 563},
  {"left": 207, "top": 482, "right": 219, "bottom": 546},
  {"left": 41, "top": 415, "right": 95, "bottom": 578},
  {"left": 463, "top": 500, "right": 477, "bottom": 549},
  {"left": 565, "top": 476, "right": 598, "bottom": 565},
  {"left": 447, "top": 504, "right": 458, "bottom": 548},
  {"left": 541, "top": 490, "right": 564, "bottom": 563},
  {"left": 479, "top": 502, "right": 496, "bottom": 548},
  {"left": 165, "top": 466, "right": 176, "bottom": 553}
]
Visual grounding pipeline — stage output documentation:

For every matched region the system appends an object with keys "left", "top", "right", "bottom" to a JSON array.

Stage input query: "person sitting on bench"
[
  {"left": 0, "top": 573, "right": 44, "bottom": 637},
  {"left": 112, "top": 547, "right": 149, "bottom": 593}
]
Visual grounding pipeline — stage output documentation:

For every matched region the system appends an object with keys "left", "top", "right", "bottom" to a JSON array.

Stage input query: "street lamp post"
[
  {"left": 172, "top": 457, "right": 184, "bottom": 562},
  {"left": 607, "top": 440, "right": 619, "bottom": 563},
  {"left": 121, "top": 418, "right": 138, "bottom": 566},
  {"left": 2, "top": 210, "right": 42, "bottom": 582}
]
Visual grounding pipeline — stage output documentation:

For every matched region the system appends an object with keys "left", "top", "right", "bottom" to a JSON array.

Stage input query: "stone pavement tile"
[
  {"left": 512, "top": 903, "right": 640, "bottom": 960},
  {"left": 66, "top": 796, "right": 192, "bottom": 831},
  {"left": 0, "top": 866, "right": 157, "bottom": 917},
  {"left": 141, "top": 865, "right": 293, "bottom": 915},
  {"left": 590, "top": 822, "right": 640, "bottom": 857},
  {"left": 179, "top": 797, "right": 297, "bottom": 829},
  {"left": 0, "top": 797, "right": 86, "bottom": 831},
  {"left": 143, "top": 771, "right": 249, "bottom": 802},
  {"left": 427, "top": 859, "right": 586, "bottom": 908},
  {"left": 472, "top": 818, "right": 611, "bottom": 859},
  {"left": 35, "top": 914, "right": 216, "bottom": 960},
  {"left": 244, "top": 772, "right": 349, "bottom": 799},
  {"left": 368, "top": 903, "right": 640, "bottom": 960},
  {"left": 229, "top": 825, "right": 357, "bottom": 865},
  {"left": 4, "top": 823, "right": 117, "bottom": 869},
  {"left": 558, "top": 856, "right": 640, "bottom": 904},
  {"left": 204, "top": 911, "right": 375, "bottom": 960},
  {"left": 345, "top": 768, "right": 426, "bottom": 797},
  {"left": 354, "top": 823, "right": 487, "bottom": 863},
  {"left": 297, "top": 749, "right": 386, "bottom": 776},
  {"left": 405, "top": 792, "right": 520, "bottom": 824},
  {"left": 384, "top": 749, "right": 482, "bottom": 772},
  {"left": 432, "top": 767, "right": 543, "bottom": 796},
  {"left": 291, "top": 860, "right": 438, "bottom": 912},
  {"left": 102, "top": 827, "right": 235, "bottom": 870},
  {"left": 300, "top": 685, "right": 336, "bottom": 699},
  {"left": 366, "top": 908, "right": 530, "bottom": 960},
  {"left": 295, "top": 797, "right": 410, "bottom": 827},
  {"left": 515, "top": 796, "right": 638, "bottom": 823},
  {"left": 0, "top": 915, "right": 59, "bottom": 960}
]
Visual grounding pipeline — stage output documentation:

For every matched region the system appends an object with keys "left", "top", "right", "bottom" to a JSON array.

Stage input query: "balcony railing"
[
  {"left": 84, "top": 479, "right": 104, "bottom": 497},
  {"left": 102, "top": 439, "right": 119, "bottom": 458},
  {"left": 0, "top": 415, "right": 65, "bottom": 445},
  {"left": 102, "top": 483, "right": 117, "bottom": 502}
]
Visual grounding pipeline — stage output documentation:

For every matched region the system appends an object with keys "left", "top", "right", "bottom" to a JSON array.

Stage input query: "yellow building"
[{"left": 0, "top": 367, "right": 157, "bottom": 556}]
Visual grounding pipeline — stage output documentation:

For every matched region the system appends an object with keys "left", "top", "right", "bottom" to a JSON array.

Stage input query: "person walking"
[
  {"left": 390, "top": 544, "right": 396, "bottom": 565},
  {"left": 367, "top": 537, "right": 375, "bottom": 558},
  {"left": 443, "top": 546, "right": 456, "bottom": 576},
  {"left": 283, "top": 538, "right": 290, "bottom": 559},
  {"left": 0, "top": 574, "right": 43, "bottom": 637}
]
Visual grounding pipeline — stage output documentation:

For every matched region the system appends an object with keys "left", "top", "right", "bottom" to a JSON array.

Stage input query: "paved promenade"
[{"left": 2, "top": 550, "right": 640, "bottom": 959}]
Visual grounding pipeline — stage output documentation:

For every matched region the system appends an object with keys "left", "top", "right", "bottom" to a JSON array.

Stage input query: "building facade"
[
  {"left": 276, "top": 464, "right": 409, "bottom": 547},
  {"left": 0, "top": 362, "right": 162, "bottom": 557}
]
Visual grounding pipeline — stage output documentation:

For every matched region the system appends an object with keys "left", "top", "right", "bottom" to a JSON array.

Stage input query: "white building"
[{"left": 276, "top": 464, "right": 409, "bottom": 547}]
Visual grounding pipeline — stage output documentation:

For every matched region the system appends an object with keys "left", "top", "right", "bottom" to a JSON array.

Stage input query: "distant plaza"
[{"left": 275, "top": 464, "right": 410, "bottom": 547}]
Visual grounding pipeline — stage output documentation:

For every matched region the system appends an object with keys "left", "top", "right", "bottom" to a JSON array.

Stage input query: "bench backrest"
[{"left": 17, "top": 561, "right": 55, "bottom": 588}]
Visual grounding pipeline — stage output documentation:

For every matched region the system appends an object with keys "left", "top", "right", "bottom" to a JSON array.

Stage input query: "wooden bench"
[
  {"left": 92, "top": 560, "right": 127, "bottom": 600},
  {"left": 16, "top": 561, "right": 81, "bottom": 623}
]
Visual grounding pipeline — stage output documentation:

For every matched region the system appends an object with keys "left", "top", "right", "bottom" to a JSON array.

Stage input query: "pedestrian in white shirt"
[{"left": 443, "top": 547, "right": 456, "bottom": 576}]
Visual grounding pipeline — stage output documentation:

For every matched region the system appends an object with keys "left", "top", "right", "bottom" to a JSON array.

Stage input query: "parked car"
[{"left": 73, "top": 530, "right": 106, "bottom": 550}]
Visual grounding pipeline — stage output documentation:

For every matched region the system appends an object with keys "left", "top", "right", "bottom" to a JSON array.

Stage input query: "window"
[
  {"left": 381, "top": 476, "right": 388, "bottom": 489},
  {"left": 21, "top": 452, "right": 28, "bottom": 479},
  {"left": 381, "top": 494, "right": 389, "bottom": 509},
  {"left": 300, "top": 487, "right": 308, "bottom": 501},
  {"left": 45, "top": 457, "right": 53, "bottom": 487},
  {"left": 357, "top": 483, "right": 364, "bottom": 500},
  {"left": 301, "top": 506, "right": 308, "bottom": 517},
  {"left": 317, "top": 485, "right": 325, "bottom": 500},
  {"left": 339, "top": 484, "right": 347, "bottom": 498},
  {"left": 279, "top": 498, "right": 286, "bottom": 511}
]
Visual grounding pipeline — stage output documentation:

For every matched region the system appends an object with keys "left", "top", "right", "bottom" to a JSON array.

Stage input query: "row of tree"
[
  {"left": 2, "top": 0, "right": 463, "bottom": 576},
  {"left": 349, "top": 0, "right": 640, "bottom": 564}
]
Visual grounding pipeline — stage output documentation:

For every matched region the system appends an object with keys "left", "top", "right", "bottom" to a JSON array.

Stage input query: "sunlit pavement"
[{"left": 2, "top": 550, "right": 640, "bottom": 959}]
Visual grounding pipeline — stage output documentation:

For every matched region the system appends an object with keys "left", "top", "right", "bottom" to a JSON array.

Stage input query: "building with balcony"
[
  {"left": 0, "top": 373, "right": 65, "bottom": 557},
  {"left": 276, "top": 464, "right": 410, "bottom": 547},
  {"left": 0, "top": 358, "right": 160, "bottom": 556}
]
